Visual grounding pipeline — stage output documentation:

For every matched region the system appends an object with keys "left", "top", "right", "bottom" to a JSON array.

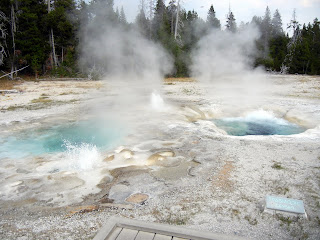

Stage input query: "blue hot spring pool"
[
  {"left": 212, "top": 110, "right": 306, "bottom": 136},
  {"left": 0, "top": 120, "right": 123, "bottom": 159}
]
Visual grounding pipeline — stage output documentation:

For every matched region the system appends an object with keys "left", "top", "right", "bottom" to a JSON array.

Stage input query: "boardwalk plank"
[
  {"left": 153, "top": 234, "right": 172, "bottom": 240},
  {"left": 116, "top": 228, "right": 138, "bottom": 240},
  {"left": 94, "top": 216, "right": 249, "bottom": 240},
  {"left": 135, "top": 231, "right": 155, "bottom": 240},
  {"left": 107, "top": 227, "right": 122, "bottom": 240}
]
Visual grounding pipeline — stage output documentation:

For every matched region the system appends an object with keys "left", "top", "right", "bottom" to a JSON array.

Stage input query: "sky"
[{"left": 114, "top": 0, "right": 320, "bottom": 33}]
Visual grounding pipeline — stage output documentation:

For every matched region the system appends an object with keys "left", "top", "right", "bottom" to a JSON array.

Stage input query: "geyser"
[{"left": 212, "top": 110, "right": 306, "bottom": 136}]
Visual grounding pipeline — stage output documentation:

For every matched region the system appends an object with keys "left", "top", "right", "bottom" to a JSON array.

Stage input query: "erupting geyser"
[{"left": 212, "top": 109, "right": 307, "bottom": 136}]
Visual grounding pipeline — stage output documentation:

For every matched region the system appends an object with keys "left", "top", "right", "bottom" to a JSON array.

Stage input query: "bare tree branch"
[
  {"left": 0, "top": 10, "right": 8, "bottom": 22},
  {"left": 0, "top": 65, "right": 29, "bottom": 79}
]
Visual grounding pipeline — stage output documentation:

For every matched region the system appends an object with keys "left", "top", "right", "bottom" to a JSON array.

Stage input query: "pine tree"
[
  {"left": 309, "top": 18, "right": 320, "bottom": 74},
  {"left": 282, "top": 9, "right": 302, "bottom": 73},
  {"left": 0, "top": 1, "right": 10, "bottom": 68},
  {"left": 207, "top": 5, "right": 220, "bottom": 30},
  {"left": 115, "top": 7, "right": 119, "bottom": 20},
  {"left": 271, "top": 9, "right": 283, "bottom": 37},
  {"left": 167, "top": 0, "right": 177, "bottom": 35},
  {"left": 90, "top": 0, "right": 118, "bottom": 28},
  {"left": 120, "top": 6, "right": 127, "bottom": 25},
  {"left": 46, "top": 0, "right": 77, "bottom": 71},
  {"left": 152, "top": 0, "right": 169, "bottom": 40},
  {"left": 15, "top": 0, "right": 49, "bottom": 77},
  {"left": 269, "top": 34, "right": 288, "bottom": 71},
  {"left": 135, "top": 1, "right": 149, "bottom": 37},
  {"left": 226, "top": 7, "right": 236, "bottom": 33},
  {"left": 0, "top": 0, "right": 20, "bottom": 78},
  {"left": 261, "top": 6, "right": 272, "bottom": 58}
]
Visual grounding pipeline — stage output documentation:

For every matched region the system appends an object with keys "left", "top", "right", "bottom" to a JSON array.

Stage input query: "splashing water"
[
  {"left": 0, "top": 120, "right": 123, "bottom": 159},
  {"left": 63, "top": 140, "right": 102, "bottom": 170},
  {"left": 150, "top": 91, "right": 166, "bottom": 111},
  {"left": 212, "top": 109, "right": 306, "bottom": 136}
]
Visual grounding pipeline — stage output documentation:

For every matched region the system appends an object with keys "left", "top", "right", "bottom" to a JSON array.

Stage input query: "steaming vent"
[{"left": 212, "top": 109, "right": 307, "bottom": 136}]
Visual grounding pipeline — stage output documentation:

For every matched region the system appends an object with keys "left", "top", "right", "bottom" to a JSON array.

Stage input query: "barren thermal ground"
[{"left": 0, "top": 74, "right": 320, "bottom": 240}]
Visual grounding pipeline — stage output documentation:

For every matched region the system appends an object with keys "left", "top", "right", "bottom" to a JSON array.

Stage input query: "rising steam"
[
  {"left": 191, "top": 24, "right": 270, "bottom": 113},
  {"left": 79, "top": 6, "right": 173, "bottom": 90},
  {"left": 79, "top": 6, "right": 173, "bottom": 124}
]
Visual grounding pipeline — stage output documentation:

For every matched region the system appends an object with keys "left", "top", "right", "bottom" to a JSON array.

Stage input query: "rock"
[
  {"left": 126, "top": 193, "right": 149, "bottom": 204},
  {"left": 99, "top": 197, "right": 114, "bottom": 204},
  {"left": 110, "top": 166, "right": 149, "bottom": 179},
  {"left": 157, "top": 151, "right": 175, "bottom": 157},
  {"left": 97, "top": 175, "right": 113, "bottom": 189},
  {"left": 120, "top": 149, "right": 134, "bottom": 159},
  {"left": 99, "top": 203, "right": 133, "bottom": 210},
  {"left": 108, "top": 184, "right": 131, "bottom": 203},
  {"left": 157, "top": 156, "right": 183, "bottom": 167},
  {"left": 66, "top": 205, "right": 99, "bottom": 218},
  {"left": 148, "top": 153, "right": 165, "bottom": 163},
  {"left": 16, "top": 168, "right": 31, "bottom": 174},
  {"left": 104, "top": 154, "right": 114, "bottom": 162},
  {"left": 147, "top": 150, "right": 176, "bottom": 165},
  {"left": 45, "top": 172, "right": 85, "bottom": 192},
  {"left": 151, "top": 161, "right": 199, "bottom": 181}
]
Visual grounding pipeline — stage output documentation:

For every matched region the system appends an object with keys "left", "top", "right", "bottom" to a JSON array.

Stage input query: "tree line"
[{"left": 0, "top": 0, "right": 319, "bottom": 79}]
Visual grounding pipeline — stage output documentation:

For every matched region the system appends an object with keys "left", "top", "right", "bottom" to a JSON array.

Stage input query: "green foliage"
[
  {"left": 207, "top": 5, "right": 220, "bottom": 29},
  {"left": 271, "top": 162, "right": 284, "bottom": 170},
  {"left": 285, "top": 19, "right": 320, "bottom": 74},
  {"left": 269, "top": 35, "right": 288, "bottom": 71},
  {"left": 135, "top": 7, "right": 149, "bottom": 37},
  {"left": 15, "top": 0, "right": 49, "bottom": 76},
  {"left": 226, "top": 11, "right": 237, "bottom": 33}
]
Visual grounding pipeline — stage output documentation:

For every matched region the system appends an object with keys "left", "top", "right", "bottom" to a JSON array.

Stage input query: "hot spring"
[
  {"left": 0, "top": 119, "right": 127, "bottom": 206},
  {"left": 0, "top": 120, "right": 123, "bottom": 160},
  {"left": 212, "top": 110, "right": 307, "bottom": 136}
]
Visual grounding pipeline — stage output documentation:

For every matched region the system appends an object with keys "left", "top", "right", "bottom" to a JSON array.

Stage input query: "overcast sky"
[{"left": 114, "top": 0, "right": 320, "bottom": 33}]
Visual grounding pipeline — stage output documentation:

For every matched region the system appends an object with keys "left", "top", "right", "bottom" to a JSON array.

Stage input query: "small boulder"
[
  {"left": 147, "top": 151, "right": 175, "bottom": 165},
  {"left": 120, "top": 149, "right": 134, "bottom": 159},
  {"left": 126, "top": 193, "right": 149, "bottom": 204},
  {"left": 104, "top": 154, "right": 114, "bottom": 162}
]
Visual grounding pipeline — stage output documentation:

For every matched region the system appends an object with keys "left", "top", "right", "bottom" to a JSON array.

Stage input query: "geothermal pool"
[
  {"left": 212, "top": 110, "right": 306, "bottom": 136},
  {"left": 0, "top": 119, "right": 127, "bottom": 206},
  {"left": 0, "top": 120, "right": 123, "bottom": 159}
]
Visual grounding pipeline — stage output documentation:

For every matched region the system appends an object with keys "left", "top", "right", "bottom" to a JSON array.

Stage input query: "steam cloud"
[
  {"left": 191, "top": 24, "right": 270, "bottom": 114},
  {"left": 80, "top": 17, "right": 173, "bottom": 92},
  {"left": 79, "top": 8, "right": 174, "bottom": 131}
]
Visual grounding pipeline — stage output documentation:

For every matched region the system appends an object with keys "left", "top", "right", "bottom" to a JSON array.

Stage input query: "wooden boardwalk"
[{"left": 94, "top": 217, "right": 248, "bottom": 240}]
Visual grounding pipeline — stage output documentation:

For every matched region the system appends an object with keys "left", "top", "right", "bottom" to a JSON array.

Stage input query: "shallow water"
[
  {"left": 0, "top": 119, "right": 128, "bottom": 206},
  {"left": 0, "top": 120, "right": 123, "bottom": 159},
  {"left": 212, "top": 110, "right": 306, "bottom": 136}
]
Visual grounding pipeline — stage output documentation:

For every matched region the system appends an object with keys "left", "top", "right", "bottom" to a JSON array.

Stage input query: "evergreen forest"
[{"left": 0, "top": 0, "right": 319, "bottom": 79}]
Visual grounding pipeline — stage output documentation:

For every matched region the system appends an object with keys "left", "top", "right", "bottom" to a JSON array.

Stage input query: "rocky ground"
[{"left": 0, "top": 75, "right": 320, "bottom": 240}]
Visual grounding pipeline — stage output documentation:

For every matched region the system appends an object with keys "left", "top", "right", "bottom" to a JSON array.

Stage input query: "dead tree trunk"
[
  {"left": 0, "top": 65, "right": 29, "bottom": 79},
  {"left": 10, "top": 4, "right": 17, "bottom": 79},
  {"left": 148, "top": 0, "right": 154, "bottom": 39},
  {"left": 0, "top": 11, "right": 7, "bottom": 67},
  {"left": 48, "top": 0, "right": 58, "bottom": 68},
  {"left": 50, "top": 28, "right": 58, "bottom": 67},
  {"left": 174, "top": 0, "right": 180, "bottom": 40}
]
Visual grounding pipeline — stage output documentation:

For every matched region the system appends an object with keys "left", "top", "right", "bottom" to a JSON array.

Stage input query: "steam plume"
[{"left": 191, "top": 25, "right": 269, "bottom": 114}]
